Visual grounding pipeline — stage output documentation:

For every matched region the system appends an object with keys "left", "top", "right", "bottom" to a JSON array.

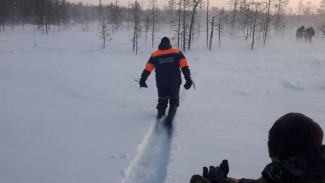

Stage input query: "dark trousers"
[{"left": 156, "top": 85, "right": 180, "bottom": 109}]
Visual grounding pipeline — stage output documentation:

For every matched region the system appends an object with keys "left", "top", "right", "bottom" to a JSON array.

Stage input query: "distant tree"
[
  {"left": 182, "top": 0, "right": 189, "bottom": 51},
  {"left": 298, "top": 0, "right": 304, "bottom": 15},
  {"left": 149, "top": 0, "right": 157, "bottom": 48},
  {"left": 273, "top": 0, "right": 287, "bottom": 38},
  {"left": 0, "top": 0, "right": 9, "bottom": 32},
  {"left": 229, "top": 0, "right": 239, "bottom": 30},
  {"left": 44, "top": 0, "right": 49, "bottom": 34},
  {"left": 176, "top": 0, "right": 182, "bottom": 49},
  {"left": 98, "top": 0, "right": 102, "bottom": 23},
  {"left": 0, "top": 0, "right": 99, "bottom": 32},
  {"left": 71, "top": 4, "right": 81, "bottom": 23},
  {"left": 60, "top": 0, "right": 69, "bottom": 25},
  {"left": 53, "top": 0, "right": 61, "bottom": 26},
  {"left": 320, "top": 22, "right": 325, "bottom": 41},
  {"left": 167, "top": 0, "right": 176, "bottom": 29},
  {"left": 127, "top": 0, "right": 131, "bottom": 30},
  {"left": 217, "top": 9, "right": 226, "bottom": 47},
  {"left": 99, "top": 21, "right": 112, "bottom": 49},
  {"left": 206, "top": 0, "right": 209, "bottom": 48},
  {"left": 320, "top": 0, "right": 325, "bottom": 15},
  {"left": 82, "top": 7, "right": 90, "bottom": 31},
  {"left": 209, "top": 16, "right": 214, "bottom": 50},
  {"left": 188, "top": 0, "right": 201, "bottom": 50},
  {"left": 145, "top": 15, "right": 150, "bottom": 44},
  {"left": 17, "top": 0, "right": 31, "bottom": 29},
  {"left": 263, "top": 0, "right": 272, "bottom": 46},
  {"left": 251, "top": 2, "right": 261, "bottom": 50},
  {"left": 32, "top": 0, "right": 50, "bottom": 34},
  {"left": 209, "top": 8, "right": 225, "bottom": 50},
  {"left": 304, "top": 1, "right": 311, "bottom": 15},
  {"left": 241, "top": 1, "right": 253, "bottom": 42},
  {"left": 9, "top": 0, "right": 17, "bottom": 30},
  {"left": 131, "top": 1, "right": 142, "bottom": 54},
  {"left": 167, "top": 0, "right": 182, "bottom": 49},
  {"left": 108, "top": 1, "right": 122, "bottom": 34}
]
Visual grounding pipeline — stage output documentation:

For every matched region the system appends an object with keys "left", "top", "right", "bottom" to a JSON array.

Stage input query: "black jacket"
[
  {"left": 190, "top": 146, "right": 325, "bottom": 183},
  {"left": 141, "top": 42, "right": 191, "bottom": 87},
  {"left": 240, "top": 145, "right": 325, "bottom": 183}
]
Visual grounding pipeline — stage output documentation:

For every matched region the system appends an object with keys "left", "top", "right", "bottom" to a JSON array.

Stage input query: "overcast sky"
[{"left": 67, "top": 0, "right": 322, "bottom": 11}]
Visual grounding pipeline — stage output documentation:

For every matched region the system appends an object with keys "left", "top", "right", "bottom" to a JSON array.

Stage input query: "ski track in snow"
[
  {"left": 121, "top": 119, "right": 174, "bottom": 183},
  {"left": 121, "top": 87, "right": 187, "bottom": 183}
]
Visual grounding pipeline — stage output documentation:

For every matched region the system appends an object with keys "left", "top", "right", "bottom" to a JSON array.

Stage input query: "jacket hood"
[{"left": 262, "top": 145, "right": 325, "bottom": 182}]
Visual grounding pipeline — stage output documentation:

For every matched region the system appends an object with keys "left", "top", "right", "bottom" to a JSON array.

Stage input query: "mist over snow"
[{"left": 1, "top": 24, "right": 325, "bottom": 183}]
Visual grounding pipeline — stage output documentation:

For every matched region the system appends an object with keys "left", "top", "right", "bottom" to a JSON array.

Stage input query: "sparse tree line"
[
  {"left": 0, "top": 0, "right": 324, "bottom": 51},
  {"left": 205, "top": 0, "right": 325, "bottom": 50},
  {"left": 0, "top": 0, "right": 100, "bottom": 33}
]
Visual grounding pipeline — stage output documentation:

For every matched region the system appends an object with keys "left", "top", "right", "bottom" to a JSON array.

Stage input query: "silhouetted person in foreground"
[{"left": 190, "top": 113, "right": 325, "bottom": 183}]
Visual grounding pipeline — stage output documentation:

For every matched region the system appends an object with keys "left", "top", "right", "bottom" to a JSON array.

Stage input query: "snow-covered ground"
[{"left": 1, "top": 25, "right": 325, "bottom": 183}]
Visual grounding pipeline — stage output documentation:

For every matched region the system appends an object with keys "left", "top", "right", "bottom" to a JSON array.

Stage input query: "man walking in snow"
[{"left": 138, "top": 37, "right": 194, "bottom": 126}]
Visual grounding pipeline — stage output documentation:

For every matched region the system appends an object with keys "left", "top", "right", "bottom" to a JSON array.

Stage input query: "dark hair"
[{"left": 268, "top": 113, "right": 323, "bottom": 160}]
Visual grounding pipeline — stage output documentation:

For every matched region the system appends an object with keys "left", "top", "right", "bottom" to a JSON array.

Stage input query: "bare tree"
[
  {"left": 304, "top": 1, "right": 311, "bottom": 15},
  {"left": 320, "top": 0, "right": 325, "bottom": 15},
  {"left": 169, "top": 0, "right": 182, "bottom": 49},
  {"left": 128, "top": 0, "right": 130, "bottom": 30},
  {"left": 108, "top": 0, "right": 122, "bottom": 34},
  {"left": 99, "top": 21, "right": 112, "bottom": 49},
  {"left": 209, "top": 16, "right": 214, "bottom": 50},
  {"left": 188, "top": 0, "right": 202, "bottom": 50},
  {"left": 44, "top": 0, "right": 48, "bottom": 34},
  {"left": 240, "top": 1, "right": 253, "bottom": 42},
  {"left": 206, "top": 0, "right": 209, "bottom": 48},
  {"left": 145, "top": 15, "right": 150, "bottom": 44},
  {"left": 168, "top": 0, "right": 176, "bottom": 29},
  {"left": 217, "top": 9, "right": 226, "bottom": 47},
  {"left": 131, "top": 1, "right": 142, "bottom": 54},
  {"left": 209, "top": 8, "right": 225, "bottom": 50},
  {"left": 99, "top": 0, "right": 102, "bottom": 23},
  {"left": 182, "top": 0, "right": 187, "bottom": 51},
  {"left": 321, "top": 22, "right": 325, "bottom": 41},
  {"left": 229, "top": 0, "right": 239, "bottom": 31},
  {"left": 263, "top": 0, "right": 272, "bottom": 46},
  {"left": 82, "top": 7, "right": 90, "bottom": 32},
  {"left": 10, "top": 0, "right": 17, "bottom": 30},
  {"left": 177, "top": 0, "right": 182, "bottom": 49},
  {"left": 34, "top": 0, "right": 49, "bottom": 34},
  {"left": 297, "top": 0, "right": 304, "bottom": 15},
  {"left": 150, "top": 0, "right": 157, "bottom": 48},
  {"left": 0, "top": 0, "right": 9, "bottom": 32},
  {"left": 273, "top": 0, "right": 288, "bottom": 39},
  {"left": 251, "top": 2, "right": 260, "bottom": 50}
]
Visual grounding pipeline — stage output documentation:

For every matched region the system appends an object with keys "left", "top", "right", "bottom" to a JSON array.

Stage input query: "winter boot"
[
  {"left": 157, "top": 108, "right": 166, "bottom": 119},
  {"left": 166, "top": 105, "right": 177, "bottom": 127}
]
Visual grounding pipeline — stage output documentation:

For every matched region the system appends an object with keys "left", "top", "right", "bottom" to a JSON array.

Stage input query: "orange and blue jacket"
[{"left": 141, "top": 47, "right": 191, "bottom": 87}]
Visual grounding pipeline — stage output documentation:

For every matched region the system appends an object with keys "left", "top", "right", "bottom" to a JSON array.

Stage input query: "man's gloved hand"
[
  {"left": 139, "top": 78, "right": 148, "bottom": 88},
  {"left": 184, "top": 77, "right": 193, "bottom": 90},
  {"left": 202, "top": 159, "right": 229, "bottom": 183},
  {"left": 203, "top": 166, "right": 224, "bottom": 183}
]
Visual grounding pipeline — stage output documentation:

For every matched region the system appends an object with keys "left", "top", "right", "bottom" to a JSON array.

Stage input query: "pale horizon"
[{"left": 67, "top": 0, "right": 322, "bottom": 12}]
